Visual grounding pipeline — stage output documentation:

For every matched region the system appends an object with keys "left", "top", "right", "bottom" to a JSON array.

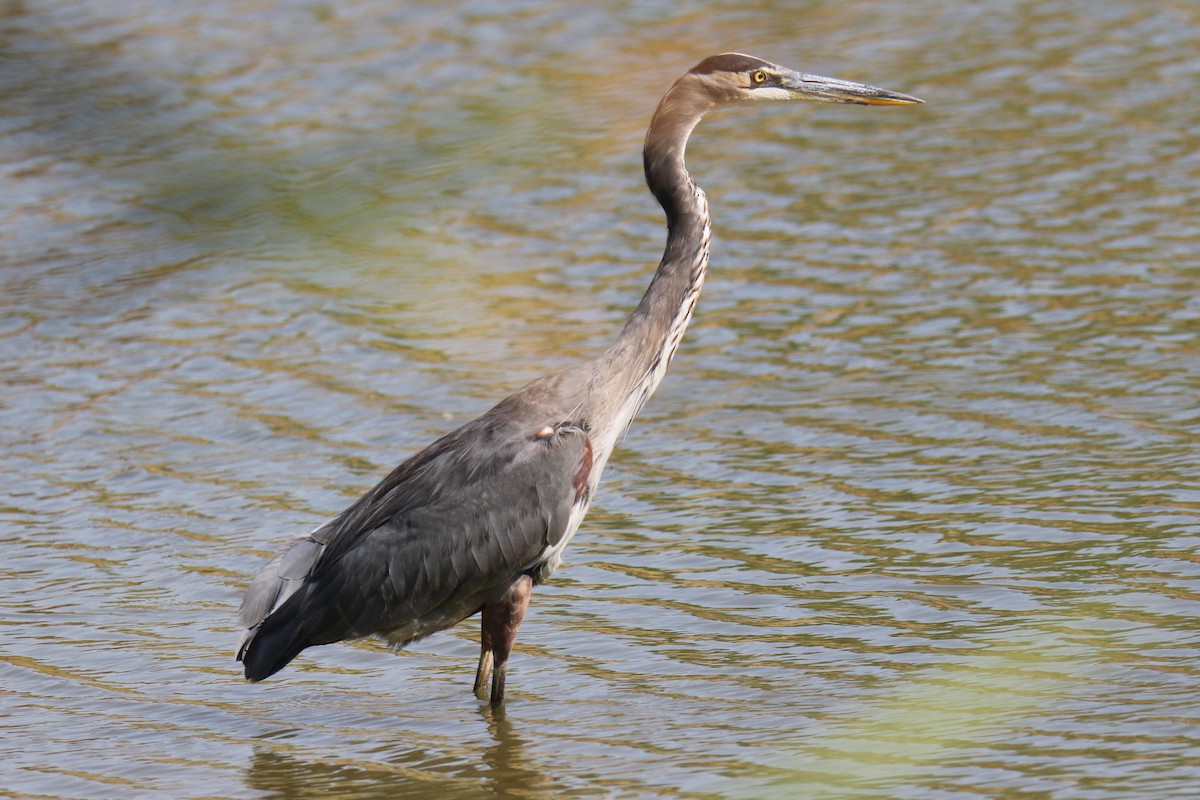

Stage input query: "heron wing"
[{"left": 245, "top": 411, "right": 593, "bottom": 650}]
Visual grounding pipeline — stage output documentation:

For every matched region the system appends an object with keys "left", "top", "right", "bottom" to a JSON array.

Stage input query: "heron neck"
[{"left": 596, "top": 88, "right": 713, "bottom": 432}]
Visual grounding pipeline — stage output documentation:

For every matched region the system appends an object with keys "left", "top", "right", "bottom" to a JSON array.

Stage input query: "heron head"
[
  {"left": 690, "top": 53, "right": 924, "bottom": 106},
  {"left": 643, "top": 53, "right": 921, "bottom": 202}
]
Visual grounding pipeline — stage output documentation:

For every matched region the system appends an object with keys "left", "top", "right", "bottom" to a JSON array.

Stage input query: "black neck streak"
[
  {"left": 597, "top": 73, "right": 718, "bottom": 428},
  {"left": 642, "top": 77, "right": 716, "bottom": 223}
]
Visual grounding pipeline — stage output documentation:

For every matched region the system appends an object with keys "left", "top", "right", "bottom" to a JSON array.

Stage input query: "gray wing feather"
[
  {"left": 305, "top": 420, "right": 589, "bottom": 642},
  {"left": 239, "top": 409, "right": 592, "bottom": 657},
  {"left": 236, "top": 519, "right": 335, "bottom": 657}
]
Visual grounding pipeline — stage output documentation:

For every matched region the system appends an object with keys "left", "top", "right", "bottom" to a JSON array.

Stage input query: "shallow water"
[{"left": 3, "top": 1, "right": 1198, "bottom": 797}]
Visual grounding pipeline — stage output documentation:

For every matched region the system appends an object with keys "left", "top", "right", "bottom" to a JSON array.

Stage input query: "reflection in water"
[
  {"left": 245, "top": 707, "right": 557, "bottom": 800},
  {"left": 249, "top": 748, "right": 394, "bottom": 800},
  {"left": 481, "top": 707, "right": 561, "bottom": 798}
]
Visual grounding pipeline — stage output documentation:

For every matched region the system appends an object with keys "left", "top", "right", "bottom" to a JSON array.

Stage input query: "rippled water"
[{"left": 3, "top": 1, "right": 1199, "bottom": 797}]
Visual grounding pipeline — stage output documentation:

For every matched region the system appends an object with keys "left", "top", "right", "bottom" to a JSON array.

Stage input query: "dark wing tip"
[{"left": 238, "top": 601, "right": 312, "bottom": 682}]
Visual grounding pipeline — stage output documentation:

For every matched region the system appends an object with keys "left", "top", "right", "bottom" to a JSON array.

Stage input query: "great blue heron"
[{"left": 238, "top": 53, "right": 921, "bottom": 704}]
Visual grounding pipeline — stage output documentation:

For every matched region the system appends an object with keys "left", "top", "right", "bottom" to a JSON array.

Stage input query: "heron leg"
[
  {"left": 476, "top": 574, "right": 533, "bottom": 705},
  {"left": 473, "top": 627, "right": 494, "bottom": 696}
]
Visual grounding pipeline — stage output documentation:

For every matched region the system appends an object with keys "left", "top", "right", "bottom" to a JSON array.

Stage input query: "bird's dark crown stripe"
[{"left": 691, "top": 53, "right": 771, "bottom": 75}]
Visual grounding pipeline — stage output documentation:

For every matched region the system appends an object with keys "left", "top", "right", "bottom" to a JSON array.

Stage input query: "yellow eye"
[{"left": 752, "top": 70, "right": 767, "bottom": 84}]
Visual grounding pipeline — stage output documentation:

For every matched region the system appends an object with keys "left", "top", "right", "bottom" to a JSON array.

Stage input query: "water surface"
[{"left": 3, "top": 1, "right": 1198, "bottom": 797}]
